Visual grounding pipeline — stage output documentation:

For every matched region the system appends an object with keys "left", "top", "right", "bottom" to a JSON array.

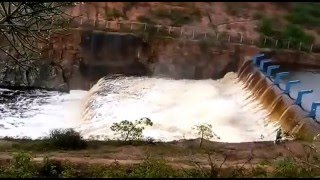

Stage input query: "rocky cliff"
[{"left": 36, "top": 30, "right": 320, "bottom": 91}]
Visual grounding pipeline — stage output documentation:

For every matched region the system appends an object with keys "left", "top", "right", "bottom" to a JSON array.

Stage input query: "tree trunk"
[{"left": 200, "top": 133, "right": 203, "bottom": 148}]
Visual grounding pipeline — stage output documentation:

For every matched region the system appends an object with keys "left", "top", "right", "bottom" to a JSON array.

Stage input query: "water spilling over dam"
[
  {"left": 238, "top": 54, "right": 320, "bottom": 141},
  {"left": 1, "top": 54, "right": 320, "bottom": 142},
  {"left": 78, "top": 72, "right": 278, "bottom": 142}
]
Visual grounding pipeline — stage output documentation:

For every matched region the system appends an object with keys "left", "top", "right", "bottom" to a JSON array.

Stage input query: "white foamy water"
[
  {"left": 78, "top": 72, "right": 279, "bottom": 142},
  {"left": 0, "top": 72, "right": 280, "bottom": 142},
  {"left": 0, "top": 89, "right": 87, "bottom": 139}
]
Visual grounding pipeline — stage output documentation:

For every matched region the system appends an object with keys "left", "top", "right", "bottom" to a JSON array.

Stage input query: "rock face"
[
  {"left": 44, "top": 30, "right": 246, "bottom": 90},
  {"left": 1, "top": 30, "right": 320, "bottom": 91}
]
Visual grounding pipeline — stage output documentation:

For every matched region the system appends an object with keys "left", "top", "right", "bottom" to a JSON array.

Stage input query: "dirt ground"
[{"left": 0, "top": 139, "right": 318, "bottom": 170}]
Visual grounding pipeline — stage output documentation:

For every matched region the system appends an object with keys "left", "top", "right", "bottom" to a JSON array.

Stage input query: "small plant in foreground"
[
  {"left": 110, "top": 118, "right": 153, "bottom": 141},
  {"left": 130, "top": 158, "right": 178, "bottom": 178},
  {"left": 4, "top": 152, "right": 37, "bottom": 178},
  {"left": 38, "top": 157, "right": 64, "bottom": 178}
]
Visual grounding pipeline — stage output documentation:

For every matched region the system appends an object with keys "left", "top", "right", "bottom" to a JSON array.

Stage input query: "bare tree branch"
[{"left": 0, "top": 2, "right": 76, "bottom": 85}]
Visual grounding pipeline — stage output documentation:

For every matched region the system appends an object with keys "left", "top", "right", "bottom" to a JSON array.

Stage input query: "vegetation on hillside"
[
  {"left": 152, "top": 7, "right": 202, "bottom": 27},
  {"left": 286, "top": 3, "right": 320, "bottom": 28},
  {"left": 258, "top": 15, "right": 314, "bottom": 51},
  {"left": 105, "top": 7, "right": 127, "bottom": 20}
]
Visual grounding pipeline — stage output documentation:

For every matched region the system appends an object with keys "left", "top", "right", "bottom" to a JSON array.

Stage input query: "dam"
[
  {"left": 1, "top": 17, "right": 320, "bottom": 142},
  {"left": 238, "top": 54, "right": 320, "bottom": 141},
  {"left": 1, "top": 53, "right": 320, "bottom": 142}
]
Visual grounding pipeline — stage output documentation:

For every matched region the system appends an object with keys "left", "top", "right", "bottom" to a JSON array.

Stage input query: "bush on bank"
[{"left": 45, "top": 128, "right": 88, "bottom": 150}]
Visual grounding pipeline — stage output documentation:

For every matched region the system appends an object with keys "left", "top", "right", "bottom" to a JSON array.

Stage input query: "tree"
[
  {"left": 110, "top": 117, "right": 153, "bottom": 141},
  {"left": 258, "top": 17, "right": 275, "bottom": 37},
  {"left": 0, "top": 2, "right": 76, "bottom": 85},
  {"left": 192, "top": 123, "right": 220, "bottom": 148}
]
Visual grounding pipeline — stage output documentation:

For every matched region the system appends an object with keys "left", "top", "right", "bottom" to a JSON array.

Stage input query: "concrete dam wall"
[{"left": 238, "top": 54, "right": 320, "bottom": 141}]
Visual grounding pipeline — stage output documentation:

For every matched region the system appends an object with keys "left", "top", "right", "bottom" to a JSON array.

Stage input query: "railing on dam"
[{"left": 58, "top": 16, "right": 320, "bottom": 53}]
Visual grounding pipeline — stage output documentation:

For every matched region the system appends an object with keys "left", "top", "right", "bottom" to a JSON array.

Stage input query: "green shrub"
[
  {"left": 103, "top": 161, "right": 128, "bottom": 178},
  {"left": 46, "top": 128, "right": 87, "bottom": 150},
  {"left": 251, "top": 165, "right": 268, "bottom": 178},
  {"left": 4, "top": 152, "right": 37, "bottom": 178},
  {"left": 258, "top": 17, "right": 276, "bottom": 36},
  {"left": 272, "top": 158, "right": 300, "bottom": 178},
  {"left": 281, "top": 24, "right": 314, "bottom": 44},
  {"left": 286, "top": 3, "right": 320, "bottom": 28},
  {"left": 61, "top": 163, "right": 79, "bottom": 178},
  {"left": 257, "top": 16, "right": 314, "bottom": 51},
  {"left": 130, "top": 158, "right": 178, "bottom": 178},
  {"left": 38, "top": 157, "right": 64, "bottom": 178},
  {"left": 110, "top": 118, "right": 153, "bottom": 141}
]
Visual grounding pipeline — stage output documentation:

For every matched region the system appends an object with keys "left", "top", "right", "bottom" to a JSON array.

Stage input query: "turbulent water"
[
  {"left": 0, "top": 72, "right": 280, "bottom": 142},
  {"left": 0, "top": 88, "right": 87, "bottom": 139}
]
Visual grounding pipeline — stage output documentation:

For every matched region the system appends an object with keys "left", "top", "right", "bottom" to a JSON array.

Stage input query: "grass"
[
  {"left": 1, "top": 128, "right": 320, "bottom": 178},
  {"left": 1, "top": 151, "right": 320, "bottom": 178},
  {"left": 0, "top": 138, "right": 160, "bottom": 153}
]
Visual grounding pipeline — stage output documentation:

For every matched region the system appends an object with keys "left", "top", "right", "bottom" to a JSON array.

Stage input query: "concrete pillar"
[
  {"left": 252, "top": 54, "right": 266, "bottom": 66},
  {"left": 266, "top": 65, "right": 280, "bottom": 77},
  {"left": 299, "top": 42, "right": 302, "bottom": 50},
  {"left": 284, "top": 80, "right": 300, "bottom": 94},
  {"left": 309, "top": 102, "right": 320, "bottom": 119},
  {"left": 274, "top": 72, "right": 290, "bottom": 85},
  {"left": 295, "top": 90, "right": 313, "bottom": 106},
  {"left": 259, "top": 59, "right": 272, "bottom": 72}
]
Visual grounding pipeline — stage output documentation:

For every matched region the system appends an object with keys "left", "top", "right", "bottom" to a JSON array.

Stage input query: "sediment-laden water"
[{"left": 0, "top": 72, "right": 280, "bottom": 142}]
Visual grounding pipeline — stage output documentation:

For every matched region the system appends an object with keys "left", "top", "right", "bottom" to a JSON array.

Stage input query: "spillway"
[
  {"left": 238, "top": 54, "right": 320, "bottom": 141},
  {"left": 78, "top": 73, "right": 279, "bottom": 142},
  {"left": 1, "top": 54, "right": 320, "bottom": 142}
]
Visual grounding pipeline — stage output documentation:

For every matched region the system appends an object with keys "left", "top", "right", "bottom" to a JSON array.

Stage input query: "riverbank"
[{"left": 0, "top": 137, "right": 320, "bottom": 177}]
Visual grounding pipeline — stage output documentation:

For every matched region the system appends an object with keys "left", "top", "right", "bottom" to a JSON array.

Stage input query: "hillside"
[{"left": 68, "top": 2, "right": 320, "bottom": 45}]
